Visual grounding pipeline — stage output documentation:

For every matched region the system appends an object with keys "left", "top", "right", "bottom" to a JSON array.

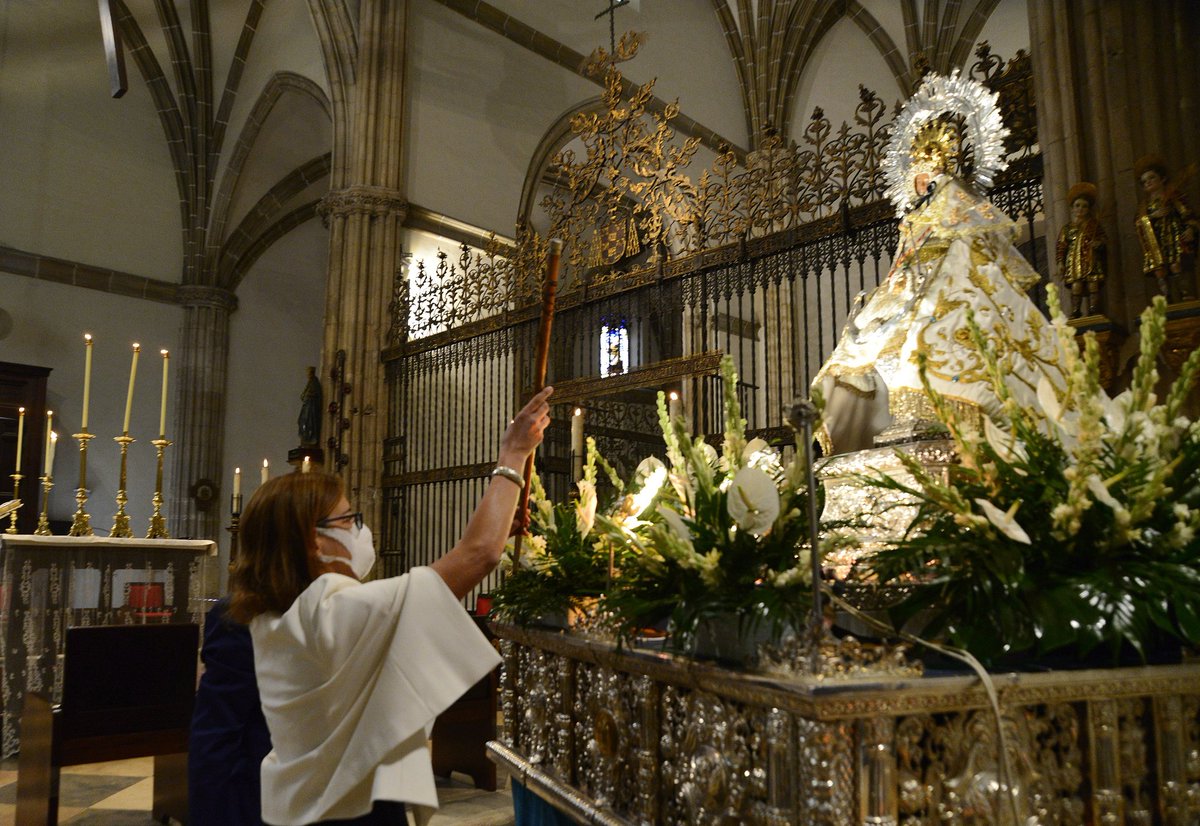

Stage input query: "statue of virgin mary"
[{"left": 813, "top": 72, "right": 1069, "bottom": 456}]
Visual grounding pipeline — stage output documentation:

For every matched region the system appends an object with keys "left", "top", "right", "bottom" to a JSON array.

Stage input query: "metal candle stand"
[
  {"left": 110, "top": 434, "right": 134, "bottom": 538},
  {"left": 147, "top": 438, "right": 172, "bottom": 538},
  {"left": 6, "top": 473, "right": 22, "bottom": 534},
  {"left": 34, "top": 476, "right": 53, "bottom": 536},
  {"left": 69, "top": 431, "right": 95, "bottom": 536}
]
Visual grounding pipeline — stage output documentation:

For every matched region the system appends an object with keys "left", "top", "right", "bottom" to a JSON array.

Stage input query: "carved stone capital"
[
  {"left": 176, "top": 284, "right": 238, "bottom": 313},
  {"left": 318, "top": 186, "right": 409, "bottom": 224}
]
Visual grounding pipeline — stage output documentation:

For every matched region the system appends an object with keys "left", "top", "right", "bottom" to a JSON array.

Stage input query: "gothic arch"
[{"left": 207, "top": 72, "right": 332, "bottom": 278}]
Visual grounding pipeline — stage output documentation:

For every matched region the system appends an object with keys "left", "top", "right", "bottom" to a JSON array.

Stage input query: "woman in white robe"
[{"left": 228, "top": 386, "right": 553, "bottom": 826}]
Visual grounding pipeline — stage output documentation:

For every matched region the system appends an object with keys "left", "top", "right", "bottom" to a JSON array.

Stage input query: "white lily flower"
[
  {"left": 974, "top": 498, "right": 1032, "bottom": 544},
  {"left": 696, "top": 440, "right": 719, "bottom": 466},
  {"left": 575, "top": 478, "right": 597, "bottom": 537},
  {"left": 727, "top": 466, "right": 781, "bottom": 536}
]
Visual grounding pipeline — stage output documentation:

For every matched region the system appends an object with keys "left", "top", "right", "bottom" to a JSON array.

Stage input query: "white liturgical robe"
[{"left": 250, "top": 565, "right": 501, "bottom": 825}]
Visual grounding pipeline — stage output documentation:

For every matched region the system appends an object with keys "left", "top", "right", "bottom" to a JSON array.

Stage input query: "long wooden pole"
[{"left": 513, "top": 238, "right": 563, "bottom": 562}]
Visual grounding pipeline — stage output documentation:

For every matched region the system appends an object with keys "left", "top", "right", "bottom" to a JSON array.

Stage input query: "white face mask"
[{"left": 316, "top": 524, "right": 376, "bottom": 580}]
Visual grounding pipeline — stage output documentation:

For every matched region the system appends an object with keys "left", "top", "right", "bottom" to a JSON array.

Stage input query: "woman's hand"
[{"left": 498, "top": 386, "right": 553, "bottom": 467}]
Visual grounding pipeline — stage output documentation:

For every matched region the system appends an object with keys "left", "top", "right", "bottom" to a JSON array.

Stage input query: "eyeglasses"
[{"left": 317, "top": 511, "right": 363, "bottom": 530}]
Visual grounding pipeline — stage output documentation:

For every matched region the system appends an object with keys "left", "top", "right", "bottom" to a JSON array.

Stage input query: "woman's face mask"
[{"left": 316, "top": 523, "right": 376, "bottom": 580}]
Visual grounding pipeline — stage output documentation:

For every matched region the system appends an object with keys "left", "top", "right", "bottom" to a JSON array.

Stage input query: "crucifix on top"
[{"left": 586, "top": 0, "right": 643, "bottom": 76}]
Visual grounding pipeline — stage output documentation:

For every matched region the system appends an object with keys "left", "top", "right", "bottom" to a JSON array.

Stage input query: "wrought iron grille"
[{"left": 381, "top": 44, "right": 1042, "bottom": 600}]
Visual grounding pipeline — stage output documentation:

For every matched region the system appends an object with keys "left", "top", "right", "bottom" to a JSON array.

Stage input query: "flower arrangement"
[
  {"left": 858, "top": 293, "right": 1200, "bottom": 666},
  {"left": 596, "top": 357, "right": 819, "bottom": 648},
  {"left": 490, "top": 442, "right": 612, "bottom": 626}
]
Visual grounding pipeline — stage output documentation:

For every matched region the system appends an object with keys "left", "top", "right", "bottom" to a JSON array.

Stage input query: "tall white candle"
[
  {"left": 46, "top": 431, "right": 57, "bottom": 477},
  {"left": 261, "top": 459, "right": 269, "bottom": 484},
  {"left": 15, "top": 407, "right": 24, "bottom": 469},
  {"left": 43, "top": 411, "right": 53, "bottom": 476},
  {"left": 668, "top": 391, "right": 682, "bottom": 420},
  {"left": 302, "top": 456, "right": 311, "bottom": 474},
  {"left": 123, "top": 343, "right": 140, "bottom": 434},
  {"left": 81, "top": 334, "right": 93, "bottom": 430},
  {"left": 571, "top": 408, "right": 584, "bottom": 481},
  {"left": 233, "top": 467, "right": 241, "bottom": 499},
  {"left": 158, "top": 349, "right": 169, "bottom": 437}
]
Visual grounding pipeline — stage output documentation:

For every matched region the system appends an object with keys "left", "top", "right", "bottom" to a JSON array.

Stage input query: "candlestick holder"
[
  {"left": 68, "top": 431, "right": 96, "bottom": 536},
  {"left": 6, "top": 473, "right": 22, "bottom": 535},
  {"left": 227, "top": 500, "right": 242, "bottom": 590},
  {"left": 147, "top": 437, "right": 172, "bottom": 538},
  {"left": 110, "top": 434, "right": 135, "bottom": 538},
  {"left": 34, "top": 475, "right": 53, "bottom": 536}
]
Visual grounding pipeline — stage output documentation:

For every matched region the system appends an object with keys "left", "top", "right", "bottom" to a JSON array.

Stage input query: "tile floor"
[{"left": 0, "top": 757, "right": 516, "bottom": 825}]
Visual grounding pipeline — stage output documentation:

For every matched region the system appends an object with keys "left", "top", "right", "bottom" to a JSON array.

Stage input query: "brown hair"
[{"left": 227, "top": 471, "right": 344, "bottom": 624}]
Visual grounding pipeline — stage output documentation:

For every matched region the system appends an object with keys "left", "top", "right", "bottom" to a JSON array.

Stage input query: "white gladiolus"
[
  {"left": 576, "top": 479, "right": 597, "bottom": 537},
  {"left": 974, "top": 498, "right": 1032, "bottom": 544},
  {"left": 727, "top": 466, "right": 781, "bottom": 536}
]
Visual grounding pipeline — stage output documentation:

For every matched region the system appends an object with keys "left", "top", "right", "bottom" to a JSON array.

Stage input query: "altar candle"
[
  {"left": 15, "top": 408, "right": 24, "bottom": 469},
  {"left": 571, "top": 408, "right": 584, "bottom": 481},
  {"left": 668, "top": 391, "right": 682, "bottom": 420},
  {"left": 571, "top": 408, "right": 584, "bottom": 457},
  {"left": 122, "top": 343, "right": 140, "bottom": 434},
  {"left": 81, "top": 334, "right": 93, "bottom": 430},
  {"left": 302, "top": 456, "right": 311, "bottom": 474},
  {"left": 158, "top": 349, "right": 169, "bottom": 437},
  {"left": 234, "top": 467, "right": 241, "bottom": 499},
  {"left": 46, "top": 431, "right": 57, "bottom": 477},
  {"left": 43, "top": 411, "right": 53, "bottom": 476},
  {"left": 261, "top": 459, "right": 269, "bottom": 484}
]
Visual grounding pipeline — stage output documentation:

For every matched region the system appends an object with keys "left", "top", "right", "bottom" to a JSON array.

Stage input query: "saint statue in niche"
[
  {"left": 812, "top": 72, "right": 1071, "bottom": 456},
  {"left": 1055, "top": 182, "right": 1107, "bottom": 319},
  {"left": 298, "top": 366, "right": 323, "bottom": 448},
  {"left": 1134, "top": 154, "right": 1198, "bottom": 303}
]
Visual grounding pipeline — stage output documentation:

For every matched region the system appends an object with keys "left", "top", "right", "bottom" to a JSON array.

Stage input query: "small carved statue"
[
  {"left": 1055, "top": 182, "right": 1107, "bottom": 318},
  {"left": 298, "top": 366, "right": 323, "bottom": 448},
  {"left": 1134, "top": 154, "right": 1198, "bottom": 302}
]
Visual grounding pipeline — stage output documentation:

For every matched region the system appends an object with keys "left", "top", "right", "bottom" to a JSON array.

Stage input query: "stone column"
[
  {"left": 169, "top": 284, "right": 238, "bottom": 542},
  {"left": 1029, "top": 0, "right": 1200, "bottom": 332},
  {"left": 320, "top": 0, "right": 409, "bottom": 529}
]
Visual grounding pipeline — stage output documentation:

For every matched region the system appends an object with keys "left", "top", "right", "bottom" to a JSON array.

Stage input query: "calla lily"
[
  {"left": 575, "top": 478, "right": 597, "bottom": 537},
  {"left": 1103, "top": 390, "right": 1131, "bottom": 434},
  {"left": 1085, "top": 474, "right": 1121, "bottom": 511},
  {"left": 1037, "top": 375, "right": 1062, "bottom": 422},
  {"left": 636, "top": 455, "right": 666, "bottom": 481},
  {"left": 983, "top": 415, "right": 1027, "bottom": 465},
  {"left": 727, "top": 466, "right": 781, "bottom": 536},
  {"left": 696, "top": 440, "right": 719, "bottom": 466},
  {"left": 657, "top": 505, "right": 693, "bottom": 548},
  {"left": 628, "top": 466, "right": 667, "bottom": 519},
  {"left": 974, "top": 498, "right": 1032, "bottom": 544}
]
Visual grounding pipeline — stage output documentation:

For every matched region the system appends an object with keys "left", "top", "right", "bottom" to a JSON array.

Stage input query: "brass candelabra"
[
  {"left": 110, "top": 434, "right": 135, "bottom": 538},
  {"left": 147, "top": 437, "right": 172, "bottom": 538},
  {"left": 6, "top": 472, "right": 22, "bottom": 534},
  {"left": 34, "top": 475, "right": 53, "bottom": 536},
  {"left": 69, "top": 431, "right": 95, "bottom": 536}
]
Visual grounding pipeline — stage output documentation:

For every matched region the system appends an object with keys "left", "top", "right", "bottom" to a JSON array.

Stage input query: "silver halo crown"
[{"left": 882, "top": 70, "right": 1009, "bottom": 214}]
